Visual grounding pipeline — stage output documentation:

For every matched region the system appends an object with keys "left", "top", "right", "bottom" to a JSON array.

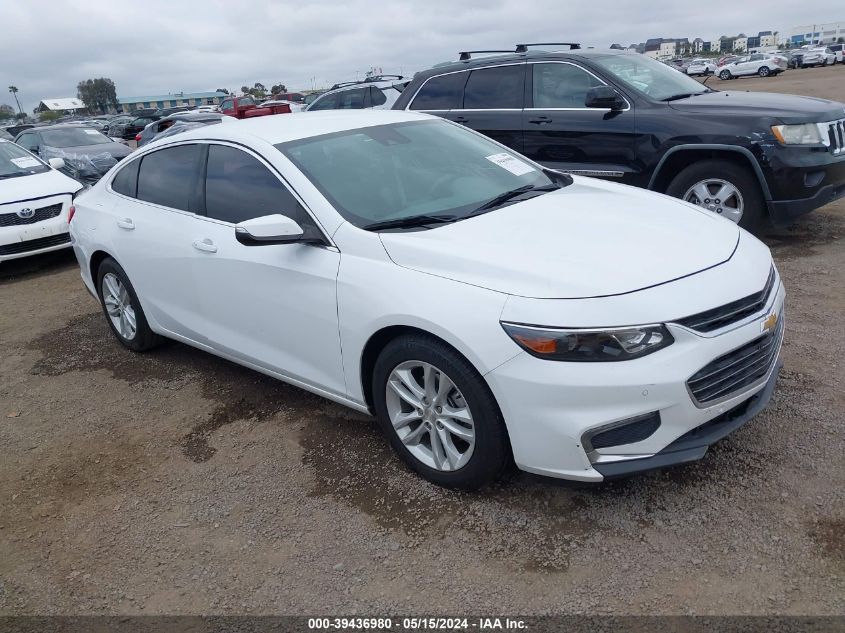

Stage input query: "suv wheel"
[
  {"left": 372, "top": 335, "right": 510, "bottom": 490},
  {"left": 719, "top": 70, "right": 731, "bottom": 80},
  {"left": 666, "top": 160, "right": 765, "bottom": 232},
  {"left": 97, "top": 258, "right": 162, "bottom": 352},
  {"left": 758, "top": 66, "right": 770, "bottom": 77}
]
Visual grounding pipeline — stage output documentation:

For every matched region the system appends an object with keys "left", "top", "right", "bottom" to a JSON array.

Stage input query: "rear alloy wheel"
[
  {"left": 666, "top": 160, "right": 766, "bottom": 232},
  {"left": 97, "top": 258, "right": 162, "bottom": 352},
  {"left": 372, "top": 335, "right": 510, "bottom": 490},
  {"left": 720, "top": 70, "right": 731, "bottom": 80},
  {"left": 758, "top": 66, "right": 770, "bottom": 77}
]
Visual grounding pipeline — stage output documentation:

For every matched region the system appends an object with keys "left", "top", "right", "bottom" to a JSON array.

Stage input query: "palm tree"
[{"left": 8, "top": 86, "right": 23, "bottom": 115}]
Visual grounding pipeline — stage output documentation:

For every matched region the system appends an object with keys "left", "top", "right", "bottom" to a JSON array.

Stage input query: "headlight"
[
  {"left": 501, "top": 322, "right": 674, "bottom": 362},
  {"left": 771, "top": 123, "right": 824, "bottom": 145}
]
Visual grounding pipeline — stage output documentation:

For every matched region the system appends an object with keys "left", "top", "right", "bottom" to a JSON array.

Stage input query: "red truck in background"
[{"left": 219, "top": 95, "right": 291, "bottom": 119}]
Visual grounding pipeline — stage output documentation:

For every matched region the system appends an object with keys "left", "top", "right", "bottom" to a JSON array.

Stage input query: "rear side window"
[
  {"left": 111, "top": 159, "right": 139, "bottom": 197},
  {"left": 337, "top": 88, "right": 367, "bottom": 109},
  {"left": 369, "top": 87, "right": 387, "bottom": 106},
  {"left": 137, "top": 145, "right": 201, "bottom": 211},
  {"left": 309, "top": 92, "right": 339, "bottom": 111},
  {"left": 532, "top": 63, "right": 603, "bottom": 108},
  {"left": 204, "top": 145, "right": 307, "bottom": 225},
  {"left": 410, "top": 72, "right": 467, "bottom": 110},
  {"left": 463, "top": 65, "right": 525, "bottom": 109}
]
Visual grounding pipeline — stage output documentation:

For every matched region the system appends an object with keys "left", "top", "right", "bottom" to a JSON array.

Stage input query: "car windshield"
[
  {"left": 277, "top": 120, "right": 559, "bottom": 229},
  {"left": 40, "top": 127, "right": 113, "bottom": 148},
  {"left": 593, "top": 54, "right": 711, "bottom": 100},
  {"left": 0, "top": 140, "right": 49, "bottom": 179}
]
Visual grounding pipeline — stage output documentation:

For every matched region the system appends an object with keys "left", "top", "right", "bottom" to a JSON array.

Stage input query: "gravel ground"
[{"left": 1, "top": 69, "right": 844, "bottom": 617}]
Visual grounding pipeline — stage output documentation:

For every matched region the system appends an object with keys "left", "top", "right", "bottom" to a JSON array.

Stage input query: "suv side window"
[
  {"left": 750, "top": 54, "right": 764, "bottom": 61},
  {"left": 111, "top": 159, "right": 140, "bottom": 197},
  {"left": 369, "top": 86, "right": 387, "bottom": 107},
  {"left": 410, "top": 72, "right": 467, "bottom": 110},
  {"left": 462, "top": 65, "right": 525, "bottom": 109},
  {"left": 337, "top": 88, "right": 367, "bottom": 109},
  {"left": 532, "top": 63, "right": 603, "bottom": 108},
  {"left": 204, "top": 144, "right": 307, "bottom": 225},
  {"left": 308, "top": 92, "right": 339, "bottom": 111},
  {"left": 137, "top": 144, "right": 202, "bottom": 211}
]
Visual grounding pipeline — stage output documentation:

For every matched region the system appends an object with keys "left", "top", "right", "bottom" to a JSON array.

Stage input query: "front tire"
[
  {"left": 720, "top": 70, "right": 731, "bottom": 80},
  {"left": 96, "top": 258, "right": 162, "bottom": 352},
  {"left": 372, "top": 335, "right": 510, "bottom": 490},
  {"left": 758, "top": 66, "right": 770, "bottom": 77},
  {"left": 665, "top": 160, "right": 766, "bottom": 232}
]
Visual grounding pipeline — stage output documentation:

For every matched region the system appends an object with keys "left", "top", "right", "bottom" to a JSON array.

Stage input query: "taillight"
[
  {"left": 135, "top": 133, "right": 141, "bottom": 142},
  {"left": 68, "top": 205, "right": 76, "bottom": 223}
]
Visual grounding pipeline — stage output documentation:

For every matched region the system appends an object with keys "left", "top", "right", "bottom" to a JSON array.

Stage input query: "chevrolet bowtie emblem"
[{"left": 761, "top": 312, "right": 778, "bottom": 333}]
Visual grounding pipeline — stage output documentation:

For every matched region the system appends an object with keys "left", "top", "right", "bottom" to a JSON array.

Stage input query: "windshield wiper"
[
  {"left": 467, "top": 183, "right": 562, "bottom": 217},
  {"left": 663, "top": 91, "right": 710, "bottom": 101},
  {"left": 363, "top": 214, "right": 459, "bottom": 231}
]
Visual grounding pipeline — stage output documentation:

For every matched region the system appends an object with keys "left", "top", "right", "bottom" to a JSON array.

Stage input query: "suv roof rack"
[
  {"left": 458, "top": 50, "right": 513, "bottom": 61},
  {"left": 330, "top": 74, "right": 405, "bottom": 90},
  {"left": 514, "top": 42, "right": 581, "bottom": 52}
]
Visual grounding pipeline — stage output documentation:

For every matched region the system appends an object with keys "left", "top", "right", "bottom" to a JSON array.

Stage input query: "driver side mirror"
[
  {"left": 235, "top": 213, "right": 322, "bottom": 246},
  {"left": 585, "top": 86, "right": 625, "bottom": 111},
  {"left": 48, "top": 157, "right": 65, "bottom": 170}
]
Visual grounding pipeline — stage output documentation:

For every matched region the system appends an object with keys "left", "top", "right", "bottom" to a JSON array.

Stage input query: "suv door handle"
[
  {"left": 528, "top": 116, "right": 552, "bottom": 124},
  {"left": 192, "top": 238, "right": 218, "bottom": 253},
  {"left": 116, "top": 218, "right": 135, "bottom": 230},
  {"left": 453, "top": 116, "right": 469, "bottom": 124}
]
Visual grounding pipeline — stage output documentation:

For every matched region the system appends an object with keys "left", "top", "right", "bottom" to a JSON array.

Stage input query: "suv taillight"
[
  {"left": 68, "top": 205, "right": 76, "bottom": 223},
  {"left": 135, "top": 133, "right": 142, "bottom": 142}
]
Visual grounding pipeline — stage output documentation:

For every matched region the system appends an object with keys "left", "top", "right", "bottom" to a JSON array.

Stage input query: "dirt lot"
[{"left": 1, "top": 67, "right": 844, "bottom": 617}]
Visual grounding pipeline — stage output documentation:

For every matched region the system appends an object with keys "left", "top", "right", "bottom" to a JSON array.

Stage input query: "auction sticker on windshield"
[
  {"left": 83, "top": 129, "right": 101, "bottom": 135},
  {"left": 485, "top": 152, "right": 534, "bottom": 176},
  {"left": 10, "top": 157, "right": 42, "bottom": 168}
]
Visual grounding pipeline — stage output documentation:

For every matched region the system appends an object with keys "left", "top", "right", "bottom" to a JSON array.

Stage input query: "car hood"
[
  {"left": 669, "top": 91, "right": 845, "bottom": 123},
  {"left": 0, "top": 168, "right": 81, "bottom": 205},
  {"left": 378, "top": 178, "right": 740, "bottom": 299},
  {"left": 50, "top": 143, "right": 132, "bottom": 160}
]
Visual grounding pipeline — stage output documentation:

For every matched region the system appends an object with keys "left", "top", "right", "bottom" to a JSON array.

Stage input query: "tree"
[
  {"left": 8, "top": 86, "right": 23, "bottom": 115},
  {"left": 240, "top": 86, "right": 250, "bottom": 95},
  {"left": 271, "top": 83, "right": 287, "bottom": 94},
  {"left": 77, "top": 78, "right": 118, "bottom": 114},
  {"left": 838, "top": 37, "right": 845, "bottom": 44},
  {"left": 215, "top": 88, "right": 229, "bottom": 95}
]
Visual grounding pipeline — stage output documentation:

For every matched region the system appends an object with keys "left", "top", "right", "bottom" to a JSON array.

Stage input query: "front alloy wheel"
[
  {"left": 682, "top": 178, "right": 744, "bottom": 224},
  {"left": 102, "top": 272, "right": 137, "bottom": 341},
  {"left": 758, "top": 66, "right": 770, "bottom": 77},
  {"left": 720, "top": 70, "right": 731, "bottom": 80},
  {"left": 386, "top": 361, "right": 475, "bottom": 471}
]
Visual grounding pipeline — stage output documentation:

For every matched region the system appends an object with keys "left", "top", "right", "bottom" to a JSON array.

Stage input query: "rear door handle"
[
  {"left": 116, "top": 218, "right": 135, "bottom": 230},
  {"left": 192, "top": 238, "right": 217, "bottom": 253},
  {"left": 528, "top": 116, "right": 552, "bottom": 124},
  {"left": 453, "top": 116, "right": 469, "bottom": 124}
]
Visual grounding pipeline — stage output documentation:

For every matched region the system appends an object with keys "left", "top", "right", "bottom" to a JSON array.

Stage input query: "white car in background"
[
  {"left": 0, "top": 139, "right": 82, "bottom": 262},
  {"left": 69, "top": 111, "right": 784, "bottom": 489},
  {"left": 828, "top": 44, "right": 844, "bottom": 64},
  {"left": 800, "top": 47, "right": 836, "bottom": 67},
  {"left": 686, "top": 58, "right": 717, "bottom": 76},
  {"left": 305, "top": 76, "right": 406, "bottom": 112},
  {"left": 718, "top": 53, "right": 787, "bottom": 79}
]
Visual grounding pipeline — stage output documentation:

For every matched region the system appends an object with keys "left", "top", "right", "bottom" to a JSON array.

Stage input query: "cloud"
[{"left": 0, "top": 0, "right": 837, "bottom": 112}]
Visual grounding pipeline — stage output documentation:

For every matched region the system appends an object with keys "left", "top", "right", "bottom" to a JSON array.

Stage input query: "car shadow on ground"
[{"left": 0, "top": 249, "right": 78, "bottom": 286}]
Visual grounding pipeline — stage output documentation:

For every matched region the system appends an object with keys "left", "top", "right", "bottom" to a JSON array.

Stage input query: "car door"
[
  {"left": 440, "top": 64, "right": 525, "bottom": 153},
  {"left": 107, "top": 144, "right": 208, "bottom": 342},
  {"left": 189, "top": 142, "right": 345, "bottom": 396},
  {"left": 521, "top": 61, "right": 636, "bottom": 182},
  {"left": 733, "top": 56, "right": 753, "bottom": 75}
]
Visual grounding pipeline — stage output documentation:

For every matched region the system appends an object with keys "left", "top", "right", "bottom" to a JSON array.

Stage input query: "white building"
[
  {"left": 733, "top": 36, "right": 748, "bottom": 52},
  {"left": 35, "top": 97, "right": 85, "bottom": 113},
  {"left": 790, "top": 22, "right": 845, "bottom": 45}
]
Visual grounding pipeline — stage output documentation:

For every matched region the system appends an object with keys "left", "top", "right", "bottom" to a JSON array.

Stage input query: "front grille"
[
  {"left": 821, "top": 118, "right": 845, "bottom": 155},
  {"left": 0, "top": 203, "right": 63, "bottom": 227},
  {"left": 0, "top": 232, "right": 70, "bottom": 256},
  {"left": 687, "top": 313, "right": 784, "bottom": 406},
  {"left": 675, "top": 267, "right": 776, "bottom": 333}
]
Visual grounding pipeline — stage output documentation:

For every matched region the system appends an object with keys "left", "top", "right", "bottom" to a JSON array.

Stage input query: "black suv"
[{"left": 393, "top": 44, "right": 845, "bottom": 230}]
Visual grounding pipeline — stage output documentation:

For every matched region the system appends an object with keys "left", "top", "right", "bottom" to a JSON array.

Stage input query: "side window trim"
[
  {"left": 195, "top": 140, "right": 333, "bottom": 245},
  {"left": 524, "top": 61, "right": 631, "bottom": 112}
]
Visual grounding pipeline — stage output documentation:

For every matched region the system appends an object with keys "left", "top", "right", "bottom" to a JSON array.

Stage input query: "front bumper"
[
  {"left": 485, "top": 279, "right": 785, "bottom": 483},
  {"left": 0, "top": 200, "right": 72, "bottom": 263}
]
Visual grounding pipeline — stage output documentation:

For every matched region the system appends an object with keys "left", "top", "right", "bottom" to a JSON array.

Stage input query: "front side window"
[
  {"left": 220, "top": 99, "right": 233, "bottom": 111},
  {"left": 278, "top": 119, "right": 557, "bottom": 229},
  {"left": 137, "top": 144, "right": 201, "bottom": 211},
  {"left": 240, "top": 96, "right": 256, "bottom": 107},
  {"left": 410, "top": 72, "right": 467, "bottom": 110},
  {"left": 16, "top": 133, "right": 39, "bottom": 152},
  {"left": 462, "top": 65, "right": 525, "bottom": 109},
  {"left": 593, "top": 53, "right": 710, "bottom": 100},
  {"left": 205, "top": 145, "right": 306, "bottom": 225},
  {"left": 532, "top": 63, "right": 603, "bottom": 108},
  {"left": 308, "top": 92, "right": 339, "bottom": 111}
]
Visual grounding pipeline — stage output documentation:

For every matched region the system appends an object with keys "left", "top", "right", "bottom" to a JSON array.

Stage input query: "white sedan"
[
  {"left": 718, "top": 53, "right": 787, "bottom": 79},
  {"left": 686, "top": 59, "right": 717, "bottom": 76},
  {"left": 1, "top": 139, "right": 82, "bottom": 263},
  {"left": 69, "top": 111, "right": 785, "bottom": 489}
]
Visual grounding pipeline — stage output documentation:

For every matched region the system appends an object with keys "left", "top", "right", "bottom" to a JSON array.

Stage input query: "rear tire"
[
  {"left": 665, "top": 160, "right": 766, "bottom": 232},
  {"left": 719, "top": 70, "right": 731, "bottom": 80},
  {"left": 758, "top": 66, "right": 770, "bottom": 77},
  {"left": 372, "top": 334, "right": 510, "bottom": 490},
  {"left": 96, "top": 258, "right": 162, "bottom": 352}
]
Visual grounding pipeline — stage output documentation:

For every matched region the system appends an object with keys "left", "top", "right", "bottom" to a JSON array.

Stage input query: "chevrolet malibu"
[{"left": 69, "top": 111, "right": 785, "bottom": 489}]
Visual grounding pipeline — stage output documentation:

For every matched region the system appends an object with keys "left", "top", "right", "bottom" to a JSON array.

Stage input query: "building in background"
[
  {"left": 116, "top": 91, "right": 228, "bottom": 114},
  {"left": 790, "top": 22, "right": 845, "bottom": 45},
  {"left": 35, "top": 98, "right": 85, "bottom": 114}
]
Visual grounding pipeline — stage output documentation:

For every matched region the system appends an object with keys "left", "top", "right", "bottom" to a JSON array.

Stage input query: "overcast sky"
[{"left": 2, "top": 0, "right": 842, "bottom": 112}]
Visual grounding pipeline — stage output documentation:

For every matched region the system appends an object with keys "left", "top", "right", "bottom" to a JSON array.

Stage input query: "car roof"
[
  {"left": 420, "top": 47, "right": 633, "bottom": 76},
  {"left": 150, "top": 110, "right": 430, "bottom": 147}
]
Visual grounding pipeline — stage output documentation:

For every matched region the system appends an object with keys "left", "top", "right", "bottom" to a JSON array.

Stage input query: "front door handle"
[
  {"left": 528, "top": 116, "right": 552, "bottom": 124},
  {"left": 116, "top": 218, "right": 135, "bottom": 230},
  {"left": 192, "top": 238, "right": 218, "bottom": 253},
  {"left": 453, "top": 116, "right": 469, "bottom": 124}
]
